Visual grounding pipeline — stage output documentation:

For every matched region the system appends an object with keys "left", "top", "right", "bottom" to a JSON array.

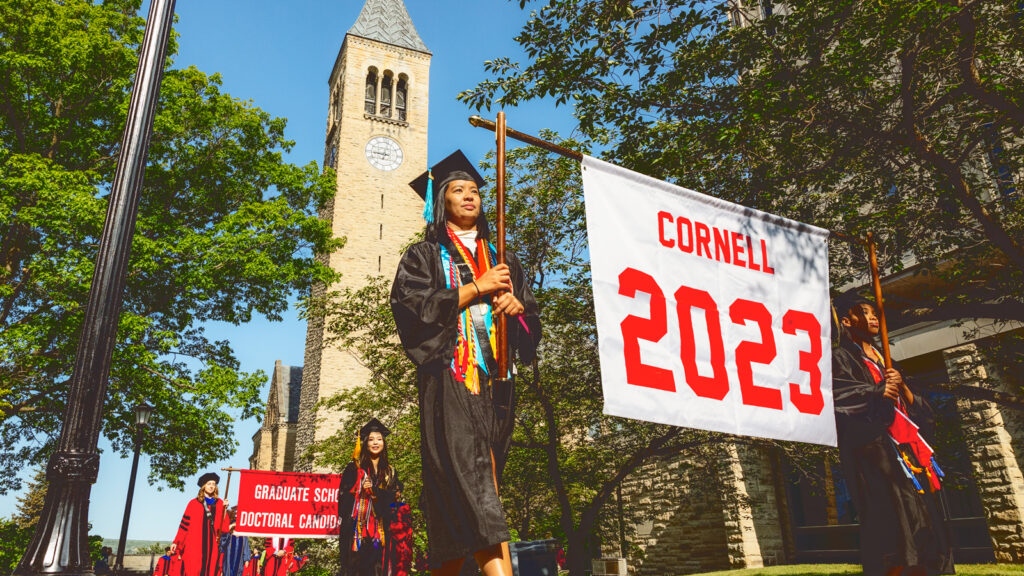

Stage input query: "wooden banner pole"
[
  {"left": 496, "top": 111, "right": 509, "bottom": 378},
  {"left": 470, "top": 115, "right": 582, "bottom": 162},
  {"left": 866, "top": 232, "right": 892, "bottom": 369},
  {"left": 221, "top": 467, "right": 243, "bottom": 502}
]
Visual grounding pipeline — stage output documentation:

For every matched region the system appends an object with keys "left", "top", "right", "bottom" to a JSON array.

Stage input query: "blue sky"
[{"left": 0, "top": 0, "right": 578, "bottom": 542}]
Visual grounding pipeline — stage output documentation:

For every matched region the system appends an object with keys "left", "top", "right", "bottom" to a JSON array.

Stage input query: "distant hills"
[{"left": 100, "top": 539, "right": 170, "bottom": 555}]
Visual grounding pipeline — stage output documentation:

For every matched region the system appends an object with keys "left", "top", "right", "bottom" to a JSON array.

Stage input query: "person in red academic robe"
[
  {"left": 261, "top": 538, "right": 299, "bottom": 576},
  {"left": 241, "top": 549, "right": 260, "bottom": 576},
  {"left": 387, "top": 485, "right": 413, "bottom": 576},
  {"left": 171, "top": 472, "right": 231, "bottom": 576},
  {"left": 287, "top": 554, "right": 307, "bottom": 573},
  {"left": 154, "top": 547, "right": 183, "bottom": 576}
]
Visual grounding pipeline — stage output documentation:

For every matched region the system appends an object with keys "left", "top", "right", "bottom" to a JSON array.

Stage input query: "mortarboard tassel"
[
  {"left": 351, "top": 431, "right": 361, "bottom": 462},
  {"left": 423, "top": 170, "right": 434, "bottom": 223}
]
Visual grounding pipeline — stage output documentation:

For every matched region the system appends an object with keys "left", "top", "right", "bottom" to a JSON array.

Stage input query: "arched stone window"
[
  {"left": 364, "top": 68, "right": 378, "bottom": 115},
  {"left": 396, "top": 75, "right": 408, "bottom": 122},
  {"left": 380, "top": 72, "right": 394, "bottom": 118}
]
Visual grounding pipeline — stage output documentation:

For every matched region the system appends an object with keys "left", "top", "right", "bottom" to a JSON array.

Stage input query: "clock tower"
[{"left": 293, "top": 0, "right": 431, "bottom": 470}]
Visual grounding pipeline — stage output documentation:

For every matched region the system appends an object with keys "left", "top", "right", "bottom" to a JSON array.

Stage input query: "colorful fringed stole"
[
  {"left": 861, "top": 348, "right": 944, "bottom": 492},
  {"left": 439, "top": 227, "right": 499, "bottom": 395}
]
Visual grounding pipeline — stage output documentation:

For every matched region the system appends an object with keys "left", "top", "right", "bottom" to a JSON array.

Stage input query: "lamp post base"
[{"left": 16, "top": 451, "right": 99, "bottom": 576}]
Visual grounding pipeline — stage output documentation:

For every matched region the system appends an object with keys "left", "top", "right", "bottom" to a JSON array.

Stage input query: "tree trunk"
[{"left": 565, "top": 530, "right": 590, "bottom": 576}]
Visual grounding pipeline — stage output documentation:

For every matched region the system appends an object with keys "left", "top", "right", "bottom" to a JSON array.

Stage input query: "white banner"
[{"left": 582, "top": 156, "right": 835, "bottom": 446}]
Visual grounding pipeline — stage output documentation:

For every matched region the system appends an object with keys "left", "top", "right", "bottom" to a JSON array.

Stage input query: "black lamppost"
[
  {"left": 113, "top": 403, "right": 155, "bottom": 574},
  {"left": 15, "top": 1, "right": 176, "bottom": 574}
]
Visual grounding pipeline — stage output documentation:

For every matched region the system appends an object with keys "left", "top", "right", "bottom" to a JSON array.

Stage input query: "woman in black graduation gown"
[
  {"left": 832, "top": 296, "right": 954, "bottom": 576},
  {"left": 338, "top": 418, "right": 402, "bottom": 576},
  {"left": 390, "top": 150, "right": 541, "bottom": 576}
]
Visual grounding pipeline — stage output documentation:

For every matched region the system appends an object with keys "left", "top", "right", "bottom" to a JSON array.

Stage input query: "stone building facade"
[{"left": 249, "top": 361, "right": 303, "bottom": 472}]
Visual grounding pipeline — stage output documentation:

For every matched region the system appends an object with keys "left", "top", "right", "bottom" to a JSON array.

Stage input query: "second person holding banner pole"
[
  {"left": 338, "top": 418, "right": 402, "bottom": 576},
  {"left": 391, "top": 150, "right": 542, "bottom": 575}
]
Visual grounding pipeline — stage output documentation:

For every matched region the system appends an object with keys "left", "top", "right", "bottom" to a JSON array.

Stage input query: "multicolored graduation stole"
[
  {"left": 350, "top": 469, "right": 385, "bottom": 550},
  {"left": 439, "top": 227, "right": 499, "bottom": 395},
  {"left": 861, "top": 348, "right": 944, "bottom": 492},
  {"left": 889, "top": 404, "right": 944, "bottom": 492}
]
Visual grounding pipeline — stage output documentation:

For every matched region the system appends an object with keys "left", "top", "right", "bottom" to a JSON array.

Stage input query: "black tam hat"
[
  {"left": 197, "top": 472, "right": 220, "bottom": 487},
  {"left": 359, "top": 417, "right": 392, "bottom": 441}
]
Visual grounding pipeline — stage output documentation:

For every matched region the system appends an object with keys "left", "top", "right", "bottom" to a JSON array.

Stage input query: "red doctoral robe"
[
  {"left": 261, "top": 549, "right": 297, "bottom": 576},
  {"left": 173, "top": 498, "right": 229, "bottom": 576},
  {"left": 154, "top": 554, "right": 183, "bottom": 576},
  {"left": 241, "top": 557, "right": 259, "bottom": 576}
]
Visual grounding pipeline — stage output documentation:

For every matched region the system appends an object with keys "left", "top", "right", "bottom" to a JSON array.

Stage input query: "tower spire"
[{"left": 348, "top": 0, "right": 430, "bottom": 54}]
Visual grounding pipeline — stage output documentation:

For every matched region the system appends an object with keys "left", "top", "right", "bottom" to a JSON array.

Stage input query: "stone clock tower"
[{"left": 293, "top": 0, "right": 430, "bottom": 471}]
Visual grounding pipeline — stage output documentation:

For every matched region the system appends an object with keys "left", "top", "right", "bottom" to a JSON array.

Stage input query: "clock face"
[{"left": 365, "top": 136, "right": 404, "bottom": 171}]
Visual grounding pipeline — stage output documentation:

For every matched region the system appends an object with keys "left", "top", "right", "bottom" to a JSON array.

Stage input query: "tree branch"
[
  {"left": 900, "top": 300, "right": 1024, "bottom": 324},
  {"left": 917, "top": 382, "right": 1024, "bottom": 411},
  {"left": 947, "top": 0, "right": 1024, "bottom": 131}
]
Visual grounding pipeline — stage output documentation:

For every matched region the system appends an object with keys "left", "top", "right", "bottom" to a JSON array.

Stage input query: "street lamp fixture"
[
  {"left": 113, "top": 402, "right": 156, "bottom": 574},
  {"left": 135, "top": 402, "right": 154, "bottom": 428}
]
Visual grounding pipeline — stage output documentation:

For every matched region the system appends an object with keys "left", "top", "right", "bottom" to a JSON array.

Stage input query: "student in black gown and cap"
[
  {"left": 832, "top": 294, "right": 954, "bottom": 576},
  {"left": 338, "top": 418, "right": 402, "bottom": 576},
  {"left": 390, "top": 150, "right": 541, "bottom": 576}
]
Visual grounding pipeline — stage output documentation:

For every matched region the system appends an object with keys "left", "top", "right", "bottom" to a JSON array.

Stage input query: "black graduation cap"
[
  {"left": 408, "top": 149, "right": 486, "bottom": 201},
  {"left": 197, "top": 472, "right": 220, "bottom": 487},
  {"left": 833, "top": 291, "right": 874, "bottom": 317},
  {"left": 359, "top": 417, "right": 391, "bottom": 441}
]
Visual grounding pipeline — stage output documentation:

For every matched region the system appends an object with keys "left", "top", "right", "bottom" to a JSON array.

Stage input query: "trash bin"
[{"left": 509, "top": 539, "right": 559, "bottom": 576}]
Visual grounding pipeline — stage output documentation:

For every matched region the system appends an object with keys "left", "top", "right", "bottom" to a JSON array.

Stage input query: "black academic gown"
[
  {"left": 390, "top": 240, "right": 541, "bottom": 566},
  {"left": 337, "top": 461, "right": 400, "bottom": 576},
  {"left": 832, "top": 333, "right": 954, "bottom": 575}
]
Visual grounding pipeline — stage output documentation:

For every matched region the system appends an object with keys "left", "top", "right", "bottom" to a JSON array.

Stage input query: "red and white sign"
[
  {"left": 582, "top": 156, "right": 835, "bottom": 446},
  {"left": 234, "top": 469, "right": 342, "bottom": 539}
]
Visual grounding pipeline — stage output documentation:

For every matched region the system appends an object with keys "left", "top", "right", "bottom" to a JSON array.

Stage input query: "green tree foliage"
[
  {"left": 136, "top": 542, "right": 169, "bottom": 556},
  {"left": 291, "top": 540, "right": 335, "bottom": 576},
  {"left": 461, "top": 0, "right": 1024, "bottom": 318},
  {"left": 13, "top": 468, "right": 46, "bottom": 530},
  {"left": 0, "top": 0, "right": 342, "bottom": 492},
  {"left": 0, "top": 518, "right": 30, "bottom": 576},
  {"left": 303, "top": 137, "right": 823, "bottom": 575}
]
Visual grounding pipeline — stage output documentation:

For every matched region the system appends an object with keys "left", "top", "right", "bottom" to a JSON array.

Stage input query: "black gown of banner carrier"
[
  {"left": 391, "top": 241, "right": 541, "bottom": 565},
  {"left": 833, "top": 334, "right": 954, "bottom": 576},
  {"left": 337, "top": 461, "right": 400, "bottom": 576}
]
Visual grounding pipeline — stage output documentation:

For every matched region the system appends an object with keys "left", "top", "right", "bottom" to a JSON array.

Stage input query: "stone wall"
[
  {"left": 294, "top": 278, "right": 326, "bottom": 472},
  {"left": 611, "top": 444, "right": 788, "bottom": 575},
  {"left": 723, "top": 444, "right": 789, "bottom": 567},
  {"left": 945, "top": 343, "right": 1024, "bottom": 562}
]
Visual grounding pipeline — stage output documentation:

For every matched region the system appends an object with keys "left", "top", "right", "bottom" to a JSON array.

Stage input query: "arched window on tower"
[
  {"left": 364, "top": 68, "right": 378, "bottom": 115},
  {"left": 380, "top": 72, "right": 393, "bottom": 118},
  {"left": 396, "top": 76, "right": 408, "bottom": 122}
]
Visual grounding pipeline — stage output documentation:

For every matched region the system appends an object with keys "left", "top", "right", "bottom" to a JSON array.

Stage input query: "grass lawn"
[{"left": 689, "top": 565, "right": 1024, "bottom": 576}]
